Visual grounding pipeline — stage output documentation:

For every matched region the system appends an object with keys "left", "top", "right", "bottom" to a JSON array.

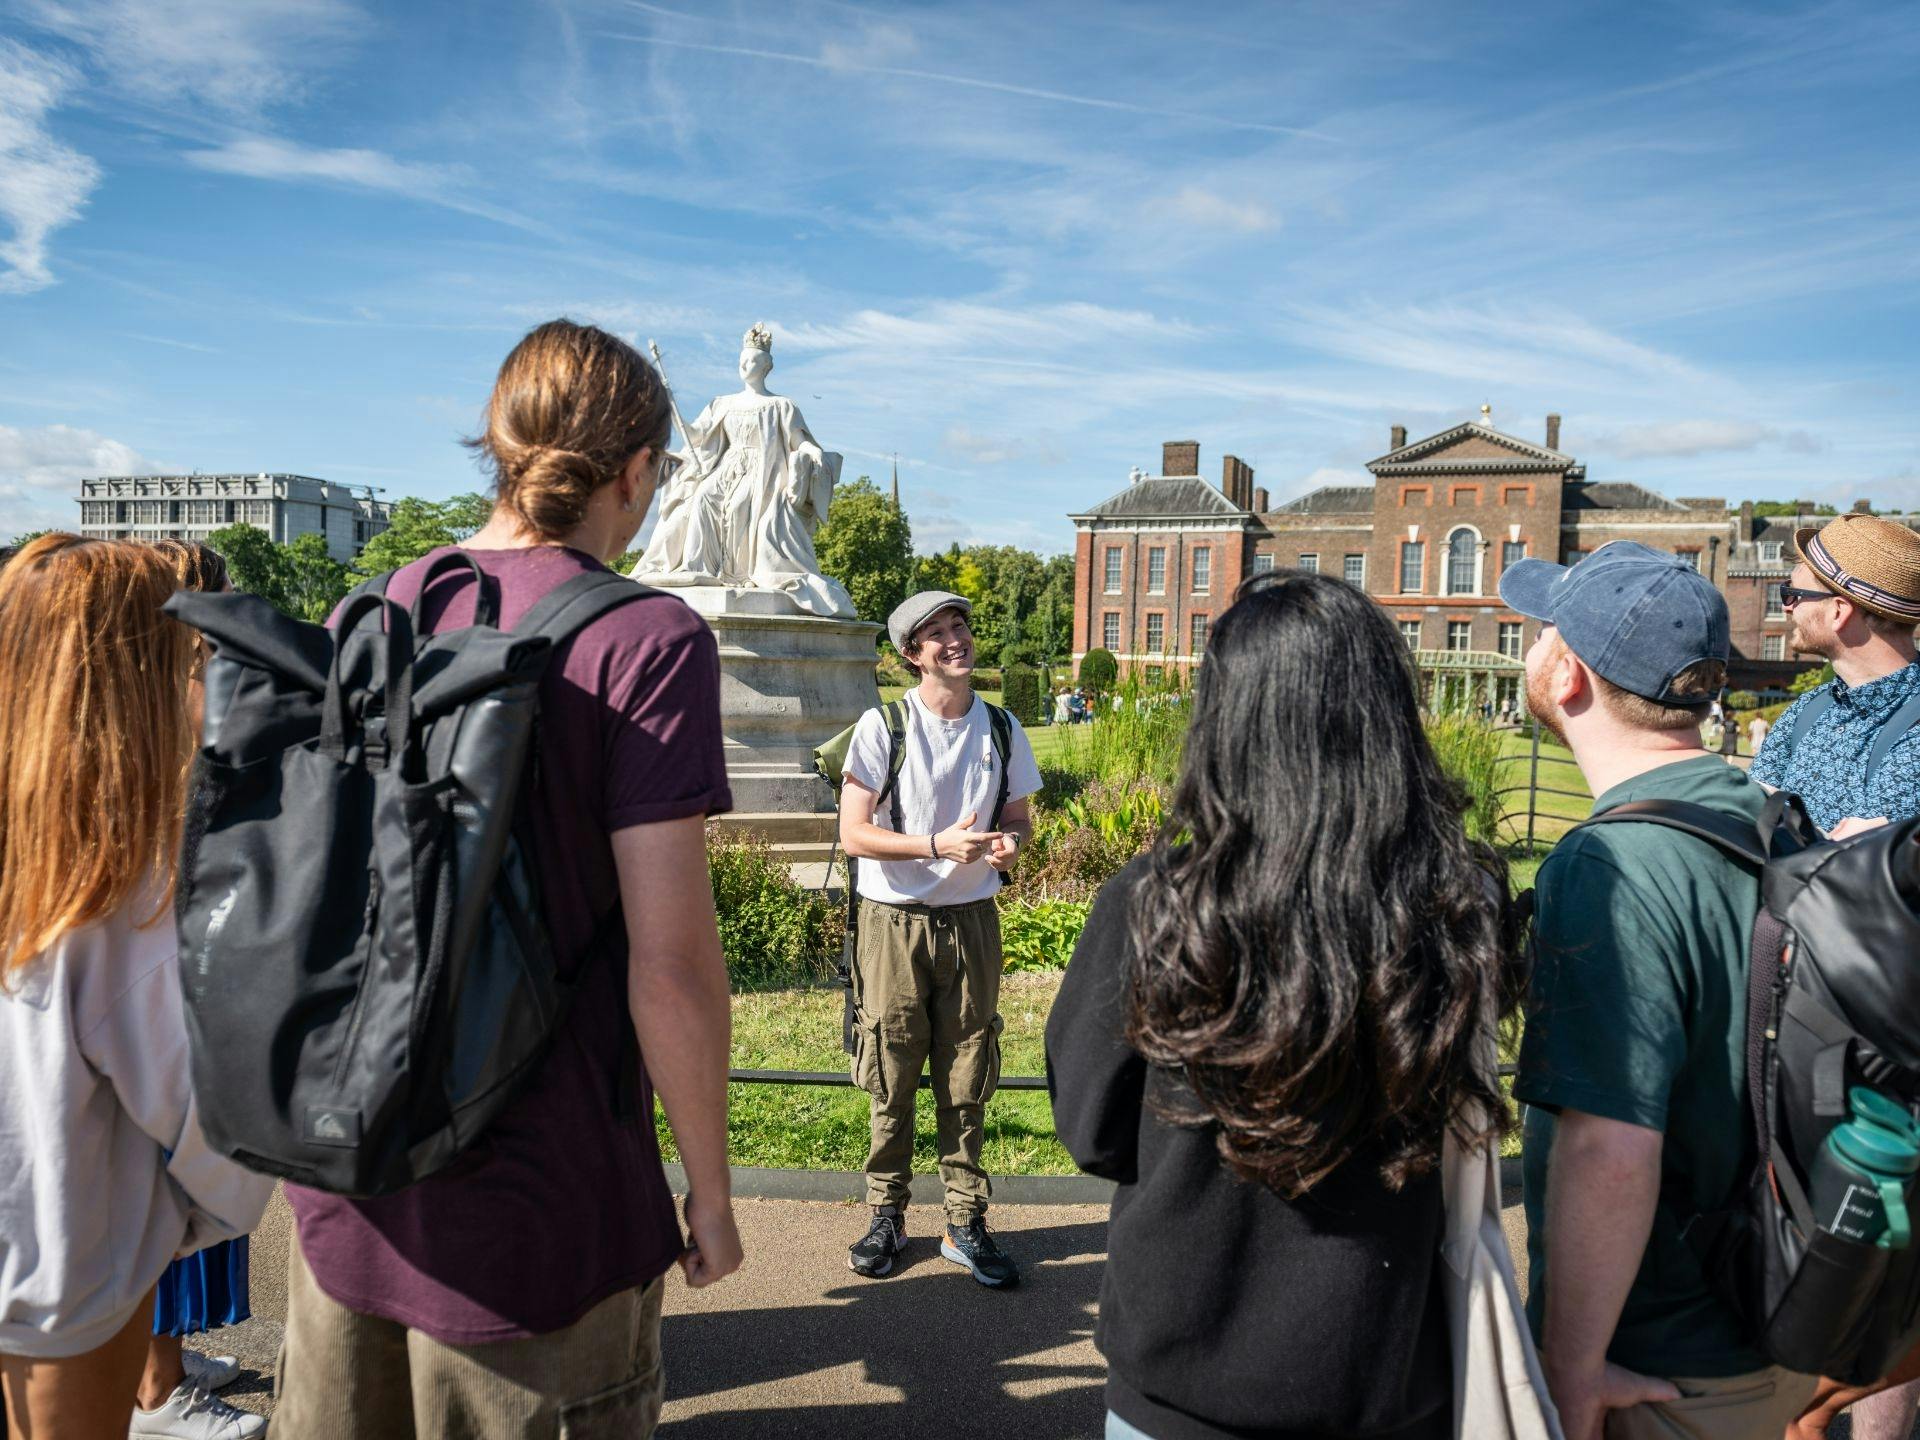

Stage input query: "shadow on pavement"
[{"left": 662, "top": 1219, "right": 1108, "bottom": 1439}]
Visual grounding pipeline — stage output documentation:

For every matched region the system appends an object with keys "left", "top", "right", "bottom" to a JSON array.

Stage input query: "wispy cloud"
[
  {"left": 1168, "top": 185, "right": 1279, "bottom": 235},
  {"left": 19, "top": 0, "right": 366, "bottom": 116},
  {"left": 116, "top": 331, "right": 220, "bottom": 355},
  {"left": 0, "top": 421, "right": 159, "bottom": 534},
  {"left": 0, "top": 41, "right": 100, "bottom": 293},
  {"left": 602, "top": 30, "right": 1335, "bottom": 140},
  {"left": 1588, "top": 420, "right": 1825, "bottom": 461},
  {"left": 945, "top": 424, "right": 1063, "bottom": 467},
  {"left": 183, "top": 137, "right": 558, "bottom": 237}
]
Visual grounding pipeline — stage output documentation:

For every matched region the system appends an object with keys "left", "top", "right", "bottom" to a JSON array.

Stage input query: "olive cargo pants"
[{"left": 849, "top": 896, "right": 1004, "bottom": 1224}]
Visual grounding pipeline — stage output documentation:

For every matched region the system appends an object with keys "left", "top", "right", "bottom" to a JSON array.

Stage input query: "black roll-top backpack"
[
  {"left": 1562, "top": 794, "right": 1920, "bottom": 1383},
  {"left": 163, "top": 553, "right": 655, "bottom": 1197}
]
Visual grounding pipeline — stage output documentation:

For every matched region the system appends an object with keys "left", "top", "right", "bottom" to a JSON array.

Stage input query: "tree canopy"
[{"left": 813, "top": 477, "right": 914, "bottom": 626}]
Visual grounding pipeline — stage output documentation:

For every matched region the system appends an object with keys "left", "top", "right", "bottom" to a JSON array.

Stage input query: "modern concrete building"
[
  {"left": 1071, "top": 410, "right": 1917, "bottom": 702},
  {"left": 77, "top": 474, "right": 393, "bottom": 562}
]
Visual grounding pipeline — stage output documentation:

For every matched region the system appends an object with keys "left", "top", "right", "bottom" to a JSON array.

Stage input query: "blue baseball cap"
[{"left": 1497, "top": 541, "right": 1729, "bottom": 702}]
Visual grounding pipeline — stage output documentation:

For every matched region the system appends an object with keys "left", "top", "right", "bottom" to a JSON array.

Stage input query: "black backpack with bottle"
[
  {"left": 1567, "top": 795, "right": 1920, "bottom": 1383},
  {"left": 163, "top": 556, "right": 654, "bottom": 1197}
]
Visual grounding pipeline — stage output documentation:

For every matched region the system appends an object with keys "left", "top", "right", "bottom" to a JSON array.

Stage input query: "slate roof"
[
  {"left": 1073, "top": 475, "right": 1246, "bottom": 520},
  {"left": 1272, "top": 484, "right": 1375, "bottom": 515},
  {"left": 1563, "top": 480, "right": 1679, "bottom": 511}
]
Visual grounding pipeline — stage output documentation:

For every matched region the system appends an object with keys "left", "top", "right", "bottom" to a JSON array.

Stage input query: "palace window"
[
  {"left": 1399, "top": 541, "right": 1425, "bottom": 593},
  {"left": 1103, "top": 548, "right": 1122, "bottom": 593},
  {"left": 1760, "top": 541, "right": 1783, "bottom": 564},
  {"left": 1446, "top": 527, "right": 1480, "bottom": 596},
  {"left": 1400, "top": 620, "right": 1422, "bottom": 649},
  {"left": 1102, "top": 613, "right": 1120, "bottom": 651},
  {"left": 1298, "top": 553, "right": 1319, "bottom": 574},
  {"left": 1499, "top": 622, "right": 1522, "bottom": 660},
  {"left": 1763, "top": 634, "right": 1787, "bottom": 660},
  {"left": 1252, "top": 553, "right": 1275, "bottom": 574},
  {"left": 1145, "top": 613, "right": 1165, "bottom": 654},
  {"left": 1565, "top": 548, "right": 1589, "bottom": 565},
  {"left": 1190, "top": 613, "right": 1210, "bottom": 654},
  {"left": 1147, "top": 548, "right": 1166, "bottom": 593},
  {"left": 1192, "top": 547, "right": 1211, "bottom": 594},
  {"left": 1677, "top": 549, "right": 1703, "bottom": 572},
  {"left": 1448, "top": 621, "right": 1472, "bottom": 652},
  {"left": 1344, "top": 554, "right": 1366, "bottom": 586},
  {"left": 1501, "top": 540, "right": 1526, "bottom": 571},
  {"left": 1765, "top": 584, "right": 1786, "bottom": 620}
]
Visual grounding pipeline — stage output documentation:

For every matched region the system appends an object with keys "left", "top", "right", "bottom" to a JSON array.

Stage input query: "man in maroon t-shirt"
[{"left": 275, "top": 321, "right": 741, "bottom": 1439}]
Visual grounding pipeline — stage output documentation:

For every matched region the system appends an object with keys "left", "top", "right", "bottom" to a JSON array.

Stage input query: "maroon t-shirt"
[{"left": 286, "top": 545, "right": 731, "bottom": 1343}]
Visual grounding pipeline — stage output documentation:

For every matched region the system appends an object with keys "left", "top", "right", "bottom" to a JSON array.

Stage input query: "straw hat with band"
[{"left": 1794, "top": 514, "right": 1920, "bottom": 624}]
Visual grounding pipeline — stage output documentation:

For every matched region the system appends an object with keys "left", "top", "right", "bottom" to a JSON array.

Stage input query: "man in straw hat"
[{"left": 1749, "top": 512, "right": 1920, "bottom": 838}]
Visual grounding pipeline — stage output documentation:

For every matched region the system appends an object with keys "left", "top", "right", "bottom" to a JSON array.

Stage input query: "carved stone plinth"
[{"left": 676, "top": 586, "right": 880, "bottom": 815}]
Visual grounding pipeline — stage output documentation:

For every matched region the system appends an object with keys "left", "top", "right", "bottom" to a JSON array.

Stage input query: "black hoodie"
[{"left": 1045, "top": 858, "right": 1451, "bottom": 1440}]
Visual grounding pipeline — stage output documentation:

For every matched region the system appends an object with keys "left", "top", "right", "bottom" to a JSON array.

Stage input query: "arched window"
[{"left": 1447, "top": 527, "right": 1480, "bottom": 596}]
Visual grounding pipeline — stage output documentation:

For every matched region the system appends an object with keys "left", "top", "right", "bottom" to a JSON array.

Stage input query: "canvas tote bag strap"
[{"left": 1441, "top": 1029, "right": 1565, "bottom": 1440}]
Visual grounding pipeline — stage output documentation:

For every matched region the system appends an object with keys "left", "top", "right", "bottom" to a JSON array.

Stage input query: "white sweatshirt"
[{"left": 0, "top": 893, "right": 273, "bottom": 1358}]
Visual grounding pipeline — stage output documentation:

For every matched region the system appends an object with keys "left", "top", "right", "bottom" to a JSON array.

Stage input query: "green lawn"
[
  {"left": 662, "top": 969, "right": 1526, "bottom": 1174},
  {"left": 655, "top": 972, "right": 1077, "bottom": 1176}
]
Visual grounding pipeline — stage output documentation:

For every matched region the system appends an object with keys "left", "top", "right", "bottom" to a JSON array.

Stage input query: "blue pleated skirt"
[{"left": 152, "top": 1237, "right": 251, "bottom": 1336}]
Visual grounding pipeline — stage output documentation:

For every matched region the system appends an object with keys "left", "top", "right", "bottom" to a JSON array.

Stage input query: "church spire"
[{"left": 891, "top": 453, "right": 900, "bottom": 509}]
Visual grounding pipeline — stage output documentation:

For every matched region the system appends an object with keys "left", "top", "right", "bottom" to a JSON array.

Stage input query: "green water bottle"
[{"left": 1812, "top": 1090, "right": 1920, "bottom": 1248}]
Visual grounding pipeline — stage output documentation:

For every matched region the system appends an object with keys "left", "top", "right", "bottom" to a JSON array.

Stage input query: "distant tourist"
[
  {"left": 1750, "top": 514, "right": 1920, "bottom": 840},
  {"left": 1499, "top": 541, "right": 1817, "bottom": 1437},
  {"left": 1047, "top": 570, "right": 1522, "bottom": 1440},
  {"left": 1747, "top": 712, "right": 1769, "bottom": 754},
  {"left": 1054, "top": 687, "right": 1073, "bottom": 725},
  {"left": 275, "top": 321, "right": 740, "bottom": 1439},
  {"left": 838, "top": 590, "right": 1040, "bottom": 1287},
  {"left": 0, "top": 536, "right": 273, "bottom": 1440}
]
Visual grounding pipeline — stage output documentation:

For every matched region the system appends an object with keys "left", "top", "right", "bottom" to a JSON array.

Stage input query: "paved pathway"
[{"left": 199, "top": 1183, "right": 1540, "bottom": 1437}]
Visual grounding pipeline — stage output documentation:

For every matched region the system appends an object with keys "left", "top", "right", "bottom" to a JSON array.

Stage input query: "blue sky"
[{"left": 2, "top": 0, "right": 1916, "bottom": 553}]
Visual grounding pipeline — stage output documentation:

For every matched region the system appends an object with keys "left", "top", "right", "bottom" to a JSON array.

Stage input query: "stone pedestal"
[{"left": 674, "top": 586, "right": 880, "bottom": 815}]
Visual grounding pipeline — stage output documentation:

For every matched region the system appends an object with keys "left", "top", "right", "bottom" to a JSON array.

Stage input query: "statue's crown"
[{"left": 743, "top": 323, "right": 773, "bottom": 352}]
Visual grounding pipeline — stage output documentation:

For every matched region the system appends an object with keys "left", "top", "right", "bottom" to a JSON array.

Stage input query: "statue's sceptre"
[{"left": 648, "top": 340, "right": 702, "bottom": 483}]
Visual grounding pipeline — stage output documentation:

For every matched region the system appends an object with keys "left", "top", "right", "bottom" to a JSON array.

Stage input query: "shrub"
[
  {"left": 1002, "top": 664, "right": 1043, "bottom": 725},
  {"left": 706, "top": 826, "right": 843, "bottom": 989},
  {"left": 1019, "top": 777, "right": 1167, "bottom": 901},
  {"left": 999, "top": 898, "right": 1093, "bottom": 972},
  {"left": 1790, "top": 664, "right": 1834, "bottom": 696},
  {"left": 1726, "top": 690, "right": 1759, "bottom": 711},
  {"left": 999, "top": 640, "right": 1042, "bottom": 671},
  {"left": 1078, "top": 648, "right": 1118, "bottom": 694},
  {"left": 1424, "top": 713, "right": 1504, "bottom": 844}
]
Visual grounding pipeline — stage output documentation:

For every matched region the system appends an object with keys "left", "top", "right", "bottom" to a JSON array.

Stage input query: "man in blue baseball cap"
[{"left": 1501, "top": 542, "right": 1818, "bottom": 1440}]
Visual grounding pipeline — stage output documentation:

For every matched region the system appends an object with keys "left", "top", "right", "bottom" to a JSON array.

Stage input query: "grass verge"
[{"left": 655, "top": 972, "right": 1078, "bottom": 1177}]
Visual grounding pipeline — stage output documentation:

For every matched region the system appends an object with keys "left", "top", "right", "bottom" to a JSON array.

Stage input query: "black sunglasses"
[{"left": 1779, "top": 584, "right": 1836, "bottom": 610}]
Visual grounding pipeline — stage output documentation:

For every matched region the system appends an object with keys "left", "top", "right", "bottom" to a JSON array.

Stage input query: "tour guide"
[
  {"left": 1749, "top": 512, "right": 1920, "bottom": 837},
  {"left": 838, "top": 590, "right": 1040, "bottom": 1286}
]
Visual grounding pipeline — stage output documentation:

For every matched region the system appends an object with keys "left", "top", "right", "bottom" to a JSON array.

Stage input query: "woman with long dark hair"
[{"left": 1047, "top": 570, "right": 1523, "bottom": 1440}]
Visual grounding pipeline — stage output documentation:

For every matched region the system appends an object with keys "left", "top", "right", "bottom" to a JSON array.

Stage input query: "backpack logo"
[{"left": 305, "top": 1108, "right": 360, "bottom": 1147}]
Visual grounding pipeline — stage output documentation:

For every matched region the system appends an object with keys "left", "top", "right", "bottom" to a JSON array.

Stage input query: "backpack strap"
[
  {"left": 1573, "top": 798, "right": 1770, "bottom": 867},
  {"left": 515, "top": 569, "right": 663, "bottom": 644},
  {"left": 1783, "top": 688, "right": 1837, "bottom": 760},
  {"left": 984, "top": 703, "right": 1014, "bottom": 832},
  {"left": 875, "top": 700, "right": 909, "bottom": 835},
  {"left": 1867, "top": 692, "right": 1920, "bottom": 786}
]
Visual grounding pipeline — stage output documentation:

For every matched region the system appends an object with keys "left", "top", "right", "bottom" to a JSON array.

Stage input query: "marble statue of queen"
[{"left": 637, "top": 324, "right": 855, "bottom": 619}]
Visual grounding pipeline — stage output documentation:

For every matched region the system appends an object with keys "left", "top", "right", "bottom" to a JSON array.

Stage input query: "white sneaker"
[
  {"left": 180, "top": 1351, "right": 240, "bottom": 1392},
  {"left": 130, "top": 1382, "right": 267, "bottom": 1440}
]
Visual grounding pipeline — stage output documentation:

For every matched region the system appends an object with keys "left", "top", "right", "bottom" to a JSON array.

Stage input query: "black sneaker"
[
  {"left": 941, "top": 1218, "right": 1019, "bottom": 1288},
  {"left": 848, "top": 1205, "right": 904, "bottom": 1277}
]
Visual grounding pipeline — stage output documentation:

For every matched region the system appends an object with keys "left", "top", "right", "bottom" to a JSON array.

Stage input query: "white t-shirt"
[{"left": 844, "top": 690, "right": 1042, "bottom": 906}]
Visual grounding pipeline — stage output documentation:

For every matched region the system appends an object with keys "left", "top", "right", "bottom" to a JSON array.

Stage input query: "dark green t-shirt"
[{"left": 1518, "top": 755, "right": 1765, "bottom": 1378}]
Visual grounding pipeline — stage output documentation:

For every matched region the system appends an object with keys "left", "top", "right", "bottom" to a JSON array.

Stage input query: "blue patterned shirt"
[{"left": 1749, "top": 660, "right": 1920, "bottom": 829}]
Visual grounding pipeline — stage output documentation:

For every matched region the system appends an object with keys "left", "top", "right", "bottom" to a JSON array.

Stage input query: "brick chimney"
[
  {"left": 1253, "top": 486, "right": 1270, "bottom": 513},
  {"left": 1546, "top": 413, "right": 1562, "bottom": 451},
  {"left": 1739, "top": 500, "right": 1755, "bottom": 545},
  {"left": 1221, "top": 455, "right": 1255, "bottom": 508},
  {"left": 1853, "top": 499, "right": 1874, "bottom": 514},
  {"left": 1390, "top": 424, "right": 1407, "bottom": 451},
  {"left": 1163, "top": 440, "right": 1199, "bottom": 477}
]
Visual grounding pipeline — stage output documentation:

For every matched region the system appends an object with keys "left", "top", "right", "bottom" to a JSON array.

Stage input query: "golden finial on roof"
[{"left": 1480, "top": 403, "right": 1492, "bottom": 425}]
